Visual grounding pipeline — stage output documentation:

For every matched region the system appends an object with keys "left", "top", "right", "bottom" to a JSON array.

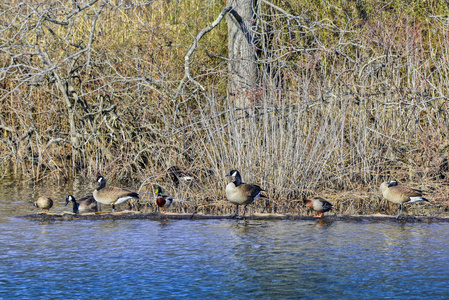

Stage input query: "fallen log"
[{"left": 17, "top": 211, "right": 449, "bottom": 223}]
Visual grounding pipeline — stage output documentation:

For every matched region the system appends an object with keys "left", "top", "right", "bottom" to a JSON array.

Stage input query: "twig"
[
  {"left": 366, "top": 127, "right": 406, "bottom": 144},
  {"left": 174, "top": 6, "right": 234, "bottom": 99},
  {"left": 43, "top": 0, "right": 101, "bottom": 25},
  {"left": 83, "top": 104, "right": 117, "bottom": 118},
  {"left": 86, "top": 2, "right": 106, "bottom": 66}
]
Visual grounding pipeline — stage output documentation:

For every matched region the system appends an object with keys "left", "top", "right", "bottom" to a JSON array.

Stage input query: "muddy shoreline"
[{"left": 18, "top": 211, "right": 449, "bottom": 223}]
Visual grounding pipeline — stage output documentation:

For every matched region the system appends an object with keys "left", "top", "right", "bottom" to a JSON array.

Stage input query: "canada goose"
[
  {"left": 303, "top": 197, "right": 333, "bottom": 218},
  {"left": 65, "top": 195, "right": 98, "bottom": 214},
  {"left": 379, "top": 180, "right": 429, "bottom": 216},
  {"left": 225, "top": 169, "right": 266, "bottom": 218},
  {"left": 155, "top": 186, "right": 173, "bottom": 213},
  {"left": 93, "top": 176, "right": 139, "bottom": 212},
  {"left": 34, "top": 196, "right": 53, "bottom": 213}
]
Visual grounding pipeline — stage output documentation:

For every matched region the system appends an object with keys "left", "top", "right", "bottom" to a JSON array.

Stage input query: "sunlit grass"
[{"left": 0, "top": 0, "right": 448, "bottom": 216}]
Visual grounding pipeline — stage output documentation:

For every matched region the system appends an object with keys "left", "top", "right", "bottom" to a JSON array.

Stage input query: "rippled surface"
[
  {"left": 1, "top": 219, "right": 449, "bottom": 299},
  {"left": 1, "top": 175, "right": 449, "bottom": 298}
]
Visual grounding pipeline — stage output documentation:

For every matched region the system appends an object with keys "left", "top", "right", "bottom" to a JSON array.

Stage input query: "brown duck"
[{"left": 303, "top": 197, "right": 333, "bottom": 218}]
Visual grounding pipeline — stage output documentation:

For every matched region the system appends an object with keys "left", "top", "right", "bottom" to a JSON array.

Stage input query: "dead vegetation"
[{"left": 1, "top": 0, "right": 449, "bottom": 216}]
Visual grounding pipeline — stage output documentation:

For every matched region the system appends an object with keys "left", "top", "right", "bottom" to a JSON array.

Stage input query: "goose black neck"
[
  {"left": 73, "top": 201, "right": 79, "bottom": 214},
  {"left": 234, "top": 173, "right": 242, "bottom": 187},
  {"left": 96, "top": 179, "right": 106, "bottom": 190}
]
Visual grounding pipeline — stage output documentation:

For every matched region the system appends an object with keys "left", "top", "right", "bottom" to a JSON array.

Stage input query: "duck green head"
[{"left": 155, "top": 186, "right": 163, "bottom": 195}]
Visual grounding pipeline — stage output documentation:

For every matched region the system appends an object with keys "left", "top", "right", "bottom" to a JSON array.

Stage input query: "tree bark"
[{"left": 227, "top": 0, "right": 260, "bottom": 108}]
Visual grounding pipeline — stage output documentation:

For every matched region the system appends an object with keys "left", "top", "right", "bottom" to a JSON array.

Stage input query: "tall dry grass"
[{"left": 1, "top": 0, "right": 449, "bottom": 215}]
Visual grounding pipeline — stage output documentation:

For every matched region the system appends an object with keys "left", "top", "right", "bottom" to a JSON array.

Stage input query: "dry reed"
[{"left": 1, "top": 0, "right": 448, "bottom": 216}]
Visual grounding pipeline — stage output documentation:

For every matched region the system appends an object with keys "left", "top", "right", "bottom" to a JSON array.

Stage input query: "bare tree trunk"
[{"left": 227, "top": 0, "right": 260, "bottom": 108}]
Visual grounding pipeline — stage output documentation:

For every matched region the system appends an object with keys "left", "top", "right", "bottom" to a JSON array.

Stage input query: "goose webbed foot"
[
  {"left": 395, "top": 211, "right": 405, "bottom": 220},
  {"left": 260, "top": 200, "right": 269, "bottom": 214},
  {"left": 314, "top": 212, "right": 324, "bottom": 218},
  {"left": 229, "top": 212, "right": 239, "bottom": 218},
  {"left": 395, "top": 205, "right": 404, "bottom": 219},
  {"left": 229, "top": 205, "right": 239, "bottom": 218},
  {"left": 238, "top": 206, "right": 248, "bottom": 219}
]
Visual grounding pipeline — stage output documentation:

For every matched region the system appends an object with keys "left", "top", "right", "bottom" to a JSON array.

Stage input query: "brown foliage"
[{"left": 1, "top": 0, "right": 449, "bottom": 215}]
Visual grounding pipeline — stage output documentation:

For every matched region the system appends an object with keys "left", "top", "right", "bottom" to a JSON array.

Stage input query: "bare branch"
[
  {"left": 174, "top": 6, "right": 234, "bottom": 99},
  {"left": 45, "top": 138, "right": 71, "bottom": 149},
  {"left": 0, "top": 125, "right": 14, "bottom": 134},
  {"left": 83, "top": 104, "right": 117, "bottom": 119},
  {"left": 86, "top": 1, "right": 106, "bottom": 66},
  {"left": 43, "top": 0, "right": 101, "bottom": 25}
]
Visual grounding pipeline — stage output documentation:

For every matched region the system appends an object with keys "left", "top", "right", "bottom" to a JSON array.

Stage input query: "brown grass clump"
[{"left": 1, "top": 0, "right": 449, "bottom": 216}]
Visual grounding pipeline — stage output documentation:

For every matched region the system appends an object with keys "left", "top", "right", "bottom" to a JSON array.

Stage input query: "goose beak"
[{"left": 387, "top": 181, "right": 398, "bottom": 188}]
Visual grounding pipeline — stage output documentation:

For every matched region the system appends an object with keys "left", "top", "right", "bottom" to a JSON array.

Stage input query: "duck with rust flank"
[
  {"left": 155, "top": 186, "right": 173, "bottom": 213},
  {"left": 303, "top": 197, "right": 333, "bottom": 218}
]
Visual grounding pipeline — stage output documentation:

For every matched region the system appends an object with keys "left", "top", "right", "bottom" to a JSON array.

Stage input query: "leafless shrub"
[{"left": 1, "top": 0, "right": 448, "bottom": 215}]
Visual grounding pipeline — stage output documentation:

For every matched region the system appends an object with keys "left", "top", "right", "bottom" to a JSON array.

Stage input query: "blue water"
[
  {"left": 1, "top": 217, "right": 449, "bottom": 299},
  {"left": 1, "top": 174, "right": 448, "bottom": 299}
]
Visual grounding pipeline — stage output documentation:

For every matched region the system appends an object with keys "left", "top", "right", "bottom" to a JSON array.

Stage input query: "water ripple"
[{"left": 1, "top": 218, "right": 449, "bottom": 299}]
